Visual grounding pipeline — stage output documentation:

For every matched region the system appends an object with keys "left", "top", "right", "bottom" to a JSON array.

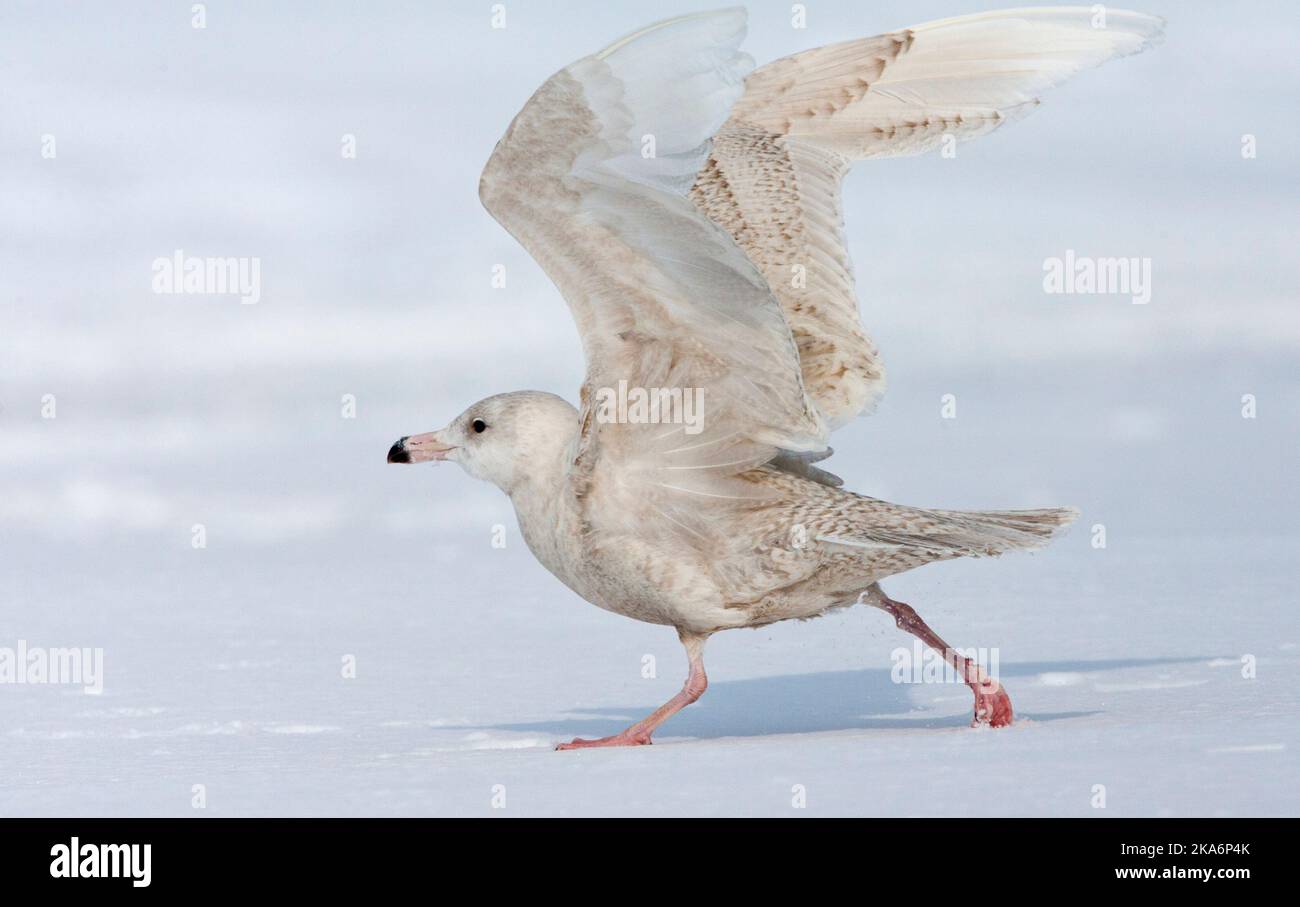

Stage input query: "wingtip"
[
  {"left": 595, "top": 6, "right": 748, "bottom": 61},
  {"left": 1112, "top": 9, "right": 1167, "bottom": 49}
]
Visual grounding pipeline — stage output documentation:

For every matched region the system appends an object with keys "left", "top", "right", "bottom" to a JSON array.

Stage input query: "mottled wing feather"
[
  {"left": 691, "top": 8, "right": 1164, "bottom": 428},
  {"left": 479, "top": 10, "right": 828, "bottom": 543}
]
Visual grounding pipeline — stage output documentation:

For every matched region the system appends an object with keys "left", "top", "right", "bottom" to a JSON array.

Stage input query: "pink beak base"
[{"left": 387, "top": 431, "right": 455, "bottom": 464}]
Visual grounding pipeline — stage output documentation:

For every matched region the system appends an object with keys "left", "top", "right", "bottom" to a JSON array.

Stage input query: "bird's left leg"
[
  {"left": 862, "top": 583, "right": 1013, "bottom": 728},
  {"left": 556, "top": 631, "right": 709, "bottom": 750}
]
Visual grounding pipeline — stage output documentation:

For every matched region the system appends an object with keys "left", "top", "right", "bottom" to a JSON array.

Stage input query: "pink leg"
[
  {"left": 869, "top": 585, "right": 1013, "bottom": 728},
  {"left": 557, "top": 632, "right": 708, "bottom": 750}
]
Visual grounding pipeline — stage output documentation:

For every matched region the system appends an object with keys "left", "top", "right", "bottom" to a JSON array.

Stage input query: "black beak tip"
[{"left": 387, "top": 437, "right": 410, "bottom": 464}]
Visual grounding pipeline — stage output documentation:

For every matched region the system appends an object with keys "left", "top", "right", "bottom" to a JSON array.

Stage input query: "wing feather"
[
  {"left": 478, "top": 10, "right": 828, "bottom": 537},
  {"left": 691, "top": 7, "right": 1164, "bottom": 427}
]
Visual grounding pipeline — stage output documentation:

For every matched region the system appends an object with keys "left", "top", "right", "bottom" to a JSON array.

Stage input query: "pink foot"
[
  {"left": 554, "top": 633, "right": 708, "bottom": 751},
  {"left": 972, "top": 681, "right": 1014, "bottom": 728},
  {"left": 556, "top": 733, "right": 650, "bottom": 751}
]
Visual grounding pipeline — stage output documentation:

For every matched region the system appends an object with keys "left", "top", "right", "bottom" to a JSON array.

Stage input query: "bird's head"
[{"left": 387, "top": 390, "right": 578, "bottom": 495}]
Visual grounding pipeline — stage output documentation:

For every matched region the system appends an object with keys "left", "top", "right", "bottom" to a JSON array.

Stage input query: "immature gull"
[{"left": 388, "top": 7, "right": 1161, "bottom": 746}]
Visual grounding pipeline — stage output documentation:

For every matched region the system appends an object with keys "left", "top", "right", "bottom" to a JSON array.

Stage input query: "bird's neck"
[{"left": 506, "top": 435, "right": 576, "bottom": 578}]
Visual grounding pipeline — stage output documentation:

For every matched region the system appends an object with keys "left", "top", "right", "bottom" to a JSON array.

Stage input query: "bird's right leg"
[
  {"left": 862, "top": 584, "right": 1013, "bottom": 727},
  {"left": 556, "top": 631, "right": 709, "bottom": 750}
]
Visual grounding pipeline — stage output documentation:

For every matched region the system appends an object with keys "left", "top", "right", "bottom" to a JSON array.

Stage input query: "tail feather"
[{"left": 920, "top": 506, "right": 1081, "bottom": 557}]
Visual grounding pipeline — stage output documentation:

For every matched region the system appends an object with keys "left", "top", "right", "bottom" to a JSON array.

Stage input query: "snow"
[
  {"left": 3, "top": 526, "right": 1296, "bottom": 817},
  {"left": 2, "top": 1, "right": 1298, "bottom": 816}
]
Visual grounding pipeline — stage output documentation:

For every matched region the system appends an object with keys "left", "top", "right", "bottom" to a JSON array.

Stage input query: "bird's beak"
[{"left": 387, "top": 431, "right": 456, "bottom": 464}]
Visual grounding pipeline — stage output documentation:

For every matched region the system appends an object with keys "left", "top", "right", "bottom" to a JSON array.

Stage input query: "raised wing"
[
  {"left": 479, "top": 9, "right": 828, "bottom": 522},
  {"left": 690, "top": 7, "right": 1164, "bottom": 427}
]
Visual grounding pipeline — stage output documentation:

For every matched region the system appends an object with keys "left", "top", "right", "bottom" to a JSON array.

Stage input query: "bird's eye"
[{"left": 472, "top": 419, "right": 487, "bottom": 433}]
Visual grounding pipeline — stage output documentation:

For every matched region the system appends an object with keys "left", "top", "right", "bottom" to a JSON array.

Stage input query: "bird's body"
[
  {"left": 501, "top": 392, "right": 1074, "bottom": 633},
  {"left": 388, "top": 6, "right": 1162, "bottom": 745}
]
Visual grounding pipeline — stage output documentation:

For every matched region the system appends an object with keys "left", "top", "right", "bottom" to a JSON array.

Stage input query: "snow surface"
[
  {"left": 4, "top": 528, "right": 1297, "bottom": 817},
  {"left": 2, "top": 1, "right": 1298, "bottom": 816}
]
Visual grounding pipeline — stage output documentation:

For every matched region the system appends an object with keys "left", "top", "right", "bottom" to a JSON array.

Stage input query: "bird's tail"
[{"left": 917, "top": 506, "right": 1081, "bottom": 557}]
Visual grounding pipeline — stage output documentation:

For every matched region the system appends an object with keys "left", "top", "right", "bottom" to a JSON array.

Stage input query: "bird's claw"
[
  {"left": 971, "top": 683, "right": 1014, "bottom": 728},
  {"left": 556, "top": 734, "right": 652, "bottom": 750}
]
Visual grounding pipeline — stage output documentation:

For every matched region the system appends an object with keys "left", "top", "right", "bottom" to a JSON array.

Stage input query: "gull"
[{"left": 388, "top": 7, "right": 1161, "bottom": 747}]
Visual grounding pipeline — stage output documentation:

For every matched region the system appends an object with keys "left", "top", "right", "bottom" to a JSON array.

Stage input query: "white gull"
[{"left": 388, "top": 7, "right": 1162, "bottom": 747}]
